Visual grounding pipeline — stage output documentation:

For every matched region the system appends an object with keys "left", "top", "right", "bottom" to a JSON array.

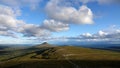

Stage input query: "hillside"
[{"left": 0, "top": 44, "right": 120, "bottom": 68}]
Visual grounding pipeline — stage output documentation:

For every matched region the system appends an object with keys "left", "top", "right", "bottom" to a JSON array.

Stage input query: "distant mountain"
[
  {"left": 34, "top": 42, "right": 54, "bottom": 48},
  {"left": 41, "top": 42, "right": 49, "bottom": 45}
]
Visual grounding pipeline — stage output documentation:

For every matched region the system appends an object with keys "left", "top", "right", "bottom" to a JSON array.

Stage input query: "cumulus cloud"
[
  {"left": 0, "top": 5, "right": 23, "bottom": 37},
  {"left": 42, "top": 19, "right": 69, "bottom": 32},
  {"left": 19, "top": 24, "right": 51, "bottom": 37},
  {"left": 80, "top": 27, "right": 120, "bottom": 40},
  {"left": 0, "top": 31, "right": 17, "bottom": 38},
  {"left": 45, "top": 0, "right": 94, "bottom": 24},
  {"left": 81, "top": 33, "right": 92, "bottom": 38},
  {"left": 17, "top": 19, "right": 70, "bottom": 37},
  {"left": 0, "top": 5, "right": 51, "bottom": 38},
  {"left": 0, "top": 4, "right": 69, "bottom": 38}
]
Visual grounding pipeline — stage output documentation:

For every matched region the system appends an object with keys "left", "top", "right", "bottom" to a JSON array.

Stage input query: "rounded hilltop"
[
  {"left": 41, "top": 42, "right": 49, "bottom": 45},
  {"left": 35, "top": 42, "right": 54, "bottom": 48}
]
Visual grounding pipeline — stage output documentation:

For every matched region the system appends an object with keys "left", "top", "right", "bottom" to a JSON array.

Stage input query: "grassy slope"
[{"left": 0, "top": 46, "right": 120, "bottom": 68}]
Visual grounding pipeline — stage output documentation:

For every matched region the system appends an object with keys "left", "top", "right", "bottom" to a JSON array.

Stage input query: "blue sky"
[{"left": 0, "top": 0, "right": 120, "bottom": 44}]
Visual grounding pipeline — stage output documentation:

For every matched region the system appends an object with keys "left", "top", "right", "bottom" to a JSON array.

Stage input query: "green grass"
[
  {"left": 0, "top": 46, "right": 120, "bottom": 68},
  {"left": 36, "top": 46, "right": 120, "bottom": 60}
]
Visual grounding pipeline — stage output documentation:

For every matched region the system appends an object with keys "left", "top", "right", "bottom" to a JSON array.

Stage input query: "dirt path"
[
  {"left": 64, "top": 56, "right": 80, "bottom": 68},
  {"left": 57, "top": 48, "right": 80, "bottom": 68}
]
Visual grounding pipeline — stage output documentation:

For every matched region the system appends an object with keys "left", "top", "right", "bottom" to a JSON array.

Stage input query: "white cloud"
[
  {"left": 42, "top": 19, "right": 69, "bottom": 32},
  {"left": 19, "top": 24, "right": 51, "bottom": 37},
  {"left": 0, "top": 5, "right": 23, "bottom": 37},
  {"left": 0, "top": 4, "right": 70, "bottom": 38},
  {"left": 0, "top": 5, "right": 24, "bottom": 29},
  {"left": 0, "top": 31, "right": 17, "bottom": 38},
  {"left": 45, "top": 0, "right": 94, "bottom": 24},
  {"left": 0, "top": 5, "right": 51, "bottom": 38},
  {"left": 80, "top": 27, "right": 120, "bottom": 40},
  {"left": 98, "top": 30, "right": 108, "bottom": 37},
  {"left": 81, "top": 33, "right": 92, "bottom": 38}
]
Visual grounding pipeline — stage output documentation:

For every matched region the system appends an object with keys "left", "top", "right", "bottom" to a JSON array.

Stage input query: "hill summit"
[
  {"left": 35, "top": 42, "right": 53, "bottom": 48},
  {"left": 41, "top": 42, "right": 49, "bottom": 45}
]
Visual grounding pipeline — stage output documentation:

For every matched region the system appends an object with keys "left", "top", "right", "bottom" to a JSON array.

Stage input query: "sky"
[{"left": 0, "top": 0, "right": 120, "bottom": 44}]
